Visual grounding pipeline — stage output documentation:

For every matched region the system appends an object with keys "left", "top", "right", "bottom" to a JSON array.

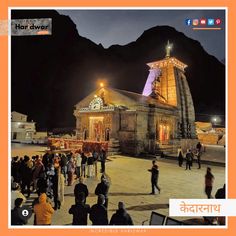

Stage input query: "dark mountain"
[{"left": 11, "top": 10, "right": 225, "bottom": 130}]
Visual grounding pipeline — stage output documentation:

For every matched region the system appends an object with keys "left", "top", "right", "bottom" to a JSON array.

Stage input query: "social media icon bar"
[{"left": 185, "top": 17, "right": 222, "bottom": 30}]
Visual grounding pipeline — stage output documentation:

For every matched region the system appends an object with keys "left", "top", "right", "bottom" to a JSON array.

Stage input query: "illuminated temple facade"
[{"left": 74, "top": 44, "right": 197, "bottom": 155}]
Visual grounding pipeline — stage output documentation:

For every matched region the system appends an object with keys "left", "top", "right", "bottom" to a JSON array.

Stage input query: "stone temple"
[{"left": 74, "top": 42, "right": 197, "bottom": 155}]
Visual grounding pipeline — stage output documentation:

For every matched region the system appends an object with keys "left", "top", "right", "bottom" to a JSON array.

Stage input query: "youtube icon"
[{"left": 200, "top": 18, "right": 207, "bottom": 25}]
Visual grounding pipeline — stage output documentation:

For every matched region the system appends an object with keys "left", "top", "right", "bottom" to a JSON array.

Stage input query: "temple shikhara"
[{"left": 74, "top": 42, "right": 197, "bottom": 155}]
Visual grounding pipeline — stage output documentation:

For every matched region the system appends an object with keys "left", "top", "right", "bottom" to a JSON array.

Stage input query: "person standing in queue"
[
  {"left": 67, "top": 156, "right": 75, "bottom": 186},
  {"left": 74, "top": 177, "right": 89, "bottom": 203},
  {"left": 89, "top": 194, "right": 108, "bottom": 225},
  {"left": 11, "top": 198, "right": 27, "bottom": 225},
  {"left": 87, "top": 152, "right": 94, "bottom": 178},
  {"left": 69, "top": 192, "right": 90, "bottom": 225},
  {"left": 95, "top": 175, "right": 110, "bottom": 208},
  {"left": 74, "top": 150, "right": 82, "bottom": 179},
  {"left": 92, "top": 150, "right": 99, "bottom": 177},
  {"left": 81, "top": 152, "right": 87, "bottom": 178},
  {"left": 34, "top": 193, "right": 54, "bottom": 225},
  {"left": 109, "top": 201, "right": 134, "bottom": 225},
  {"left": 100, "top": 149, "right": 107, "bottom": 174}
]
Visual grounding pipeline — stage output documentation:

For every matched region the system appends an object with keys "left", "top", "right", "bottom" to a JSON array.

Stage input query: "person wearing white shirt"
[
  {"left": 74, "top": 151, "right": 82, "bottom": 179},
  {"left": 11, "top": 182, "right": 26, "bottom": 209}
]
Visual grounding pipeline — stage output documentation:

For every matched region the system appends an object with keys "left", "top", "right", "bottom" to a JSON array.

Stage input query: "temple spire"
[{"left": 165, "top": 40, "right": 173, "bottom": 58}]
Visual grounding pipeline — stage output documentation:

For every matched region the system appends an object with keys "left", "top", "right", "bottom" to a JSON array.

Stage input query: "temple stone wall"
[
  {"left": 111, "top": 111, "right": 120, "bottom": 139},
  {"left": 120, "top": 111, "right": 136, "bottom": 131},
  {"left": 118, "top": 131, "right": 137, "bottom": 155},
  {"left": 136, "top": 111, "right": 149, "bottom": 148},
  {"left": 118, "top": 111, "right": 137, "bottom": 154},
  {"left": 172, "top": 138, "right": 199, "bottom": 153},
  {"left": 76, "top": 115, "right": 89, "bottom": 140},
  {"left": 118, "top": 110, "right": 150, "bottom": 155}
]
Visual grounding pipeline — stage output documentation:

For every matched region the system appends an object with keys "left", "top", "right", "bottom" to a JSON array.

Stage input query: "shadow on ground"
[
  {"left": 110, "top": 203, "right": 169, "bottom": 212},
  {"left": 109, "top": 192, "right": 151, "bottom": 197}
]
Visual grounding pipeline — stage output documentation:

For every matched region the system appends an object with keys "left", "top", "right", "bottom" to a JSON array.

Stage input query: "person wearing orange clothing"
[{"left": 34, "top": 193, "right": 54, "bottom": 225}]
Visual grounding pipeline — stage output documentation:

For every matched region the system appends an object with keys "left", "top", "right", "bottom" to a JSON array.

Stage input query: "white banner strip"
[
  {"left": 169, "top": 199, "right": 236, "bottom": 216},
  {"left": 0, "top": 19, "right": 52, "bottom": 35}
]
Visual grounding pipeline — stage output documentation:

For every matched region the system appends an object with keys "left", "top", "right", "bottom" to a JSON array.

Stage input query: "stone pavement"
[
  {"left": 23, "top": 155, "right": 225, "bottom": 226},
  {"left": 11, "top": 143, "right": 46, "bottom": 157},
  {"left": 200, "top": 145, "right": 225, "bottom": 164}
]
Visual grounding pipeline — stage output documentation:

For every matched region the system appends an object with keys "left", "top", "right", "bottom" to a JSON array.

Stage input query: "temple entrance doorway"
[
  {"left": 89, "top": 117, "right": 104, "bottom": 141},
  {"left": 159, "top": 124, "right": 170, "bottom": 144}
]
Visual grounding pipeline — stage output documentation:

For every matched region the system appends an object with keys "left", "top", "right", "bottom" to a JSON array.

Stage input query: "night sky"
[{"left": 57, "top": 9, "right": 225, "bottom": 62}]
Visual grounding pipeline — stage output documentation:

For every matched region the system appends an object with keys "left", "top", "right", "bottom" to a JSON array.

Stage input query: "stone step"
[
  {"left": 108, "top": 149, "right": 120, "bottom": 153},
  {"left": 108, "top": 144, "right": 120, "bottom": 148},
  {"left": 156, "top": 146, "right": 178, "bottom": 155},
  {"left": 108, "top": 152, "right": 122, "bottom": 156},
  {"left": 109, "top": 140, "right": 120, "bottom": 143},
  {"left": 108, "top": 139, "right": 120, "bottom": 156}
]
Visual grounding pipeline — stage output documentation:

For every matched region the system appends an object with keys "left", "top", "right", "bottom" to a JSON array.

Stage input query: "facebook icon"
[{"left": 185, "top": 19, "right": 192, "bottom": 26}]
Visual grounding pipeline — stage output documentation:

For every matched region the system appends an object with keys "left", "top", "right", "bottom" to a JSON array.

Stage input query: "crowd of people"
[
  {"left": 11, "top": 149, "right": 134, "bottom": 226},
  {"left": 69, "top": 183, "right": 133, "bottom": 226},
  {"left": 177, "top": 142, "right": 204, "bottom": 170},
  {"left": 11, "top": 149, "right": 107, "bottom": 199}
]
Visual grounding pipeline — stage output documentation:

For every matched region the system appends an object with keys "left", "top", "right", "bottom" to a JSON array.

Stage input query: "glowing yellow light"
[
  {"left": 100, "top": 82, "right": 104, "bottom": 88},
  {"left": 94, "top": 95, "right": 97, "bottom": 98}
]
